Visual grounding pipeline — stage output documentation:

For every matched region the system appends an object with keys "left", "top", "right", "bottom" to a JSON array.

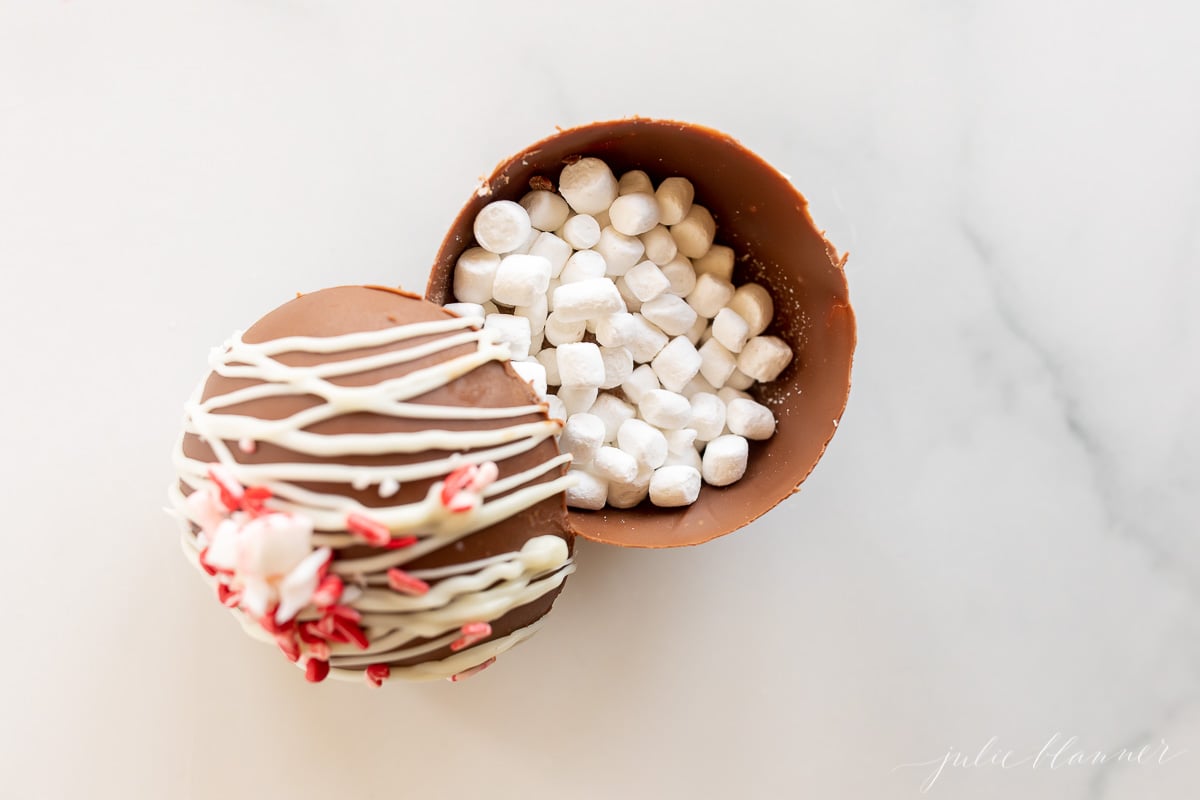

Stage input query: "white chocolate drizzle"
[{"left": 171, "top": 311, "right": 575, "bottom": 683}]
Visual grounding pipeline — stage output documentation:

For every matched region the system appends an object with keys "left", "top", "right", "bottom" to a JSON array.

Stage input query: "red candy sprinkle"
[
  {"left": 448, "top": 657, "right": 496, "bottom": 682},
  {"left": 215, "top": 583, "right": 240, "bottom": 608},
  {"left": 450, "top": 621, "right": 492, "bottom": 652},
  {"left": 307, "top": 640, "right": 331, "bottom": 661},
  {"left": 383, "top": 535, "right": 419, "bottom": 549},
  {"left": 305, "top": 657, "right": 330, "bottom": 683},
  {"left": 311, "top": 574, "right": 344, "bottom": 608},
  {"left": 207, "top": 466, "right": 244, "bottom": 512},
  {"left": 240, "top": 485, "right": 272, "bottom": 515},
  {"left": 276, "top": 632, "right": 301, "bottom": 663},
  {"left": 198, "top": 549, "right": 218, "bottom": 577},
  {"left": 387, "top": 568, "right": 430, "bottom": 596},
  {"left": 365, "top": 663, "right": 390, "bottom": 688},
  {"left": 346, "top": 513, "right": 392, "bottom": 547}
]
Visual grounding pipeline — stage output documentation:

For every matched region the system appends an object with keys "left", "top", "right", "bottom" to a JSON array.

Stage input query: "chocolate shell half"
[{"left": 427, "top": 119, "right": 856, "bottom": 548}]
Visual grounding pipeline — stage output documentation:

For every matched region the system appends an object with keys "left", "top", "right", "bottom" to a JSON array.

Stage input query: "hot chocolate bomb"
[
  {"left": 428, "top": 118, "right": 856, "bottom": 548},
  {"left": 171, "top": 286, "right": 574, "bottom": 684}
]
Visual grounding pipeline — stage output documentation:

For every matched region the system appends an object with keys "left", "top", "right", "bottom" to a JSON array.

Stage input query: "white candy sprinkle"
[
  {"left": 592, "top": 445, "right": 639, "bottom": 484},
  {"left": 557, "top": 341, "right": 605, "bottom": 388},
  {"left": 651, "top": 336, "right": 702, "bottom": 393},
  {"left": 609, "top": 192, "right": 660, "bottom": 236},
  {"left": 639, "top": 389, "right": 692, "bottom": 430},
  {"left": 655, "top": 177, "right": 695, "bottom": 226},
  {"left": 701, "top": 434, "right": 749, "bottom": 487},
  {"left": 738, "top": 335, "right": 793, "bottom": 382},
  {"left": 453, "top": 247, "right": 500, "bottom": 304},
  {"left": 520, "top": 190, "right": 571, "bottom": 232},
  {"left": 474, "top": 200, "right": 533, "bottom": 254},
  {"left": 493, "top": 254, "right": 551, "bottom": 307},
  {"left": 561, "top": 214, "right": 601, "bottom": 249},
  {"left": 726, "top": 397, "right": 776, "bottom": 440},
  {"left": 649, "top": 465, "right": 701, "bottom": 507},
  {"left": 670, "top": 204, "right": 716, "bottom": 259},
  {"left": 559, "top": 157, "right": 619, "bottom": 215},
  {"left": 566, "top": 469, "right": 608, "bottom": 509}
]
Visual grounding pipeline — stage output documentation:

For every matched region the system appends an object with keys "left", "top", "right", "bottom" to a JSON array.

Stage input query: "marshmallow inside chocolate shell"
[
  {"left": 176, "top": 285, "right": 573, "bottom": 682},
  {"left": 427, "top": 118, "right": 856, "bottom": 548}
]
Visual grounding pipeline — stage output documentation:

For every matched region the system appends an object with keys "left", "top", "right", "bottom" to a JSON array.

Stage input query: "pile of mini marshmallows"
[{"left": 446, "top": 157, "right": 792, "bottom": 509}]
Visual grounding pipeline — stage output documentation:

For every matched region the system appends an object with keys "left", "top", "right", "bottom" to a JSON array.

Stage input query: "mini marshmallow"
[
  {"left": 615, "top": 277, "right": 642, "bottom": 313},
  {"left": 507, "top": 226, "right": 539, "bottom": 255},
  {"left": 591, "top": 446, "right": 639, "bottom": 484},
  {"left": 640, "top": 293, "right": 698, "bottom": 337},
  {"left": 728, "top": 282, "right": 774, "bottom": 336},
  {"left": 481, "top": 300, "right": 500, "bottom": 315},
  {"left": 530, "top": 329, "right": 544, "bottom": 355},
  {"left": 627, "top": 315, "right": 669, "bottom": 363},
  {"left": 685, "top": 272, "right": 736, "bottom": 319},
  {"left": 639, "top": 389, "right": 692, "bottom": 430},
  {"left": 557, "top": 385, "right": 598, "bottom": 416},
  {"left": 536, "top": 348, "right": 561, "bottom": 385},
  {"left": 544, "top": 311, "right": 586, "bottom": 345},
  {"left": 701, "top": 434, "right": 748, "bottom": 487},
  {"left": 717, "top": 386, "right": 752, "bottom": 405},
  {"left": 726, "top": 397, "right": 776, "bottom": 440},
  {"left": 520, "top": 190, "right": 571, "bottom": 232},
  {"left": 443, "top": 302, "right": 486, "bottom": 321},
  {"left": 689, "top": 392, "right": 726, "bottom": 442},
  {"left": 511, "top": 360, "right": 547, "bottom": 398},
  {"left": 559, "top": 249, "right": 607, "bottom": 283},
  {"left": 557, "top": 341, "right": 605, "bottom": 388},
  {"left": 484, "top": 314, "right": 532, "bottom": 360},
  {"left": 607, "top": 465, "right": 652, "bottom": 509},
  {"left": 655, "top": 177, "right": 695, "bottom": 226},
  {"left": 712, "top": 307, "right": 751, "bottom": 353},
  {"left": 545, "top": 394, "right": 566, "bottom": 423},
  {"left": 452, "top": 247, "right": 500, "bottom": 304},
  {"left": 589, "top": 393, "right": 636, "bottom": 442},
  {"left": 560, "top": 412, "right": 606, "bottom": 466},
  {"left": 551, "top": 278, "right": 624, "bottom": 323},
  {"left": 662, "top": 446, "right": 702, "bottom": 471},
  {"left": 544, "top": 280, "right": 559, "bottom": 311},
  {"left": 651, "top": 336, "right": 702, "bottom": 393},
  {"left": 594, "top": 312, "right": 638, "bottom": 348},
  {"left": 561, "top": 214, "right": 601, "bottom": 250},
  {"left": 698, "top": 337, "right": 737, "bottom": 388},
  {"left": 618, "top": 169, "right": 654, "bottom": 195},
  {"left": 692, "top": 244, "right": 735, "bottom": 281},
  {"left": 738, "top": 335, "right": 793, "bottom": 382},
  {"left": 493, "top": 254, "right": 551, "bottom": 307},
  {"left": 599, "top": 346, "right": 634, "bottom": 390},
  {"left": 639, "top": 225, "right": 678, "bottom": 266},
  {"left": 609, "top": 192, "right": 660, "bottom": 237},
  {"left": 660, "top": 254, "right": 697, "bottom": 297},
  {"left": 594, "top": 226, "right": 645, "bottom": 276},
  {"left": 670, "top": 204, "right": 716, "bottom": 259},
  {"left": 565, "top": 469, "right": 607, "bottom": 510},
  {"left": 681, "top": 373, "right": 718, "bottom": 399},
  {"left": 685, "top": 314, "right": 707, "bottom": 346},
  {"left": 474, "top": 200, "right": 533, "bottom": 254},
  {"left": 529, "top": 232, "right": 573, "bottom": 277},
  {"left": 593, "top": 208, "right": 611, "bottom": 229},
  {"left": 665, "top": 427, "right": 699, "bottom": 454},
  {"left": 515, "top": 293, "right": 548, "bottom": 336},
  {"left": 621, "top": 364, "right": 661, "bottom": 404},
  {"left": 623, "top": 260, "right": 671, "bottom": 302},
  {"left": 617, "top": 418, "right": 668, "bottom": 470},
  {"left": 649, "top": 465, "right": 701, "bottom": 507},
  {"left": 558, "top": 157, "right": 619, "bottom": 215},
  {"left": 725, "top": 368, "right": 754, "bottom": 390}
]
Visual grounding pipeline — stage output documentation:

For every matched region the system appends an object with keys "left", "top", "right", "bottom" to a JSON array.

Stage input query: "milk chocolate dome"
[{"left": 171, "top": 286, "right": 574, "bottom": 684}]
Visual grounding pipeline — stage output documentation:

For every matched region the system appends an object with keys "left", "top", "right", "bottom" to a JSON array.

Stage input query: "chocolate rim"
[{"left": 427, "top": 118, "right": 856, "bottom": 549}]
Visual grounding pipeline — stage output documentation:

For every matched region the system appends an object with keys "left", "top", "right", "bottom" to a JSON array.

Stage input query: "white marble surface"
[{"left": 2, "top": 1, "right": 1198, "bottom": 798}]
